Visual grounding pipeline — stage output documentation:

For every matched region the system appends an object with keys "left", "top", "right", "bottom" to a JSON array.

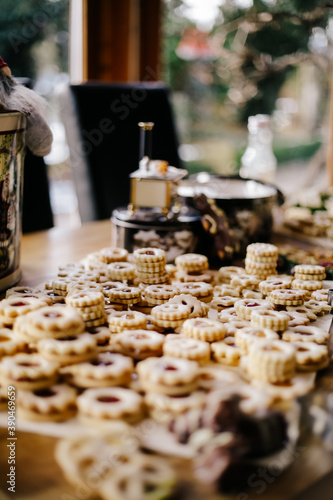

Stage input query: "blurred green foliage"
[
  {"left": 0, "top": 0, "right": 69, "bottom": 79},
  {"left": 163, "top": 0, "right": 333, "bottom": 123}
]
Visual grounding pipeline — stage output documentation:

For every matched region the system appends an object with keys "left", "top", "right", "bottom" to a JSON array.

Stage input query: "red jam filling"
[
  {"left": 160, "top": 364, "right": 178, "bottom": 371},
  {"left": 246, "top": 302, "right": 260, "bottom": 307},
  {"left": 97, "top": 396, "right": 120, "bottom": 403},
  {"left": 11, "top": 301, "right": 28, "bottom": 307}
]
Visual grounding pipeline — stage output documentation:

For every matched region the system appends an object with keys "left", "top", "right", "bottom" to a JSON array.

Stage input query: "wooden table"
[{"left": 1, "top": 220, "right": 333, "bottom": 500}]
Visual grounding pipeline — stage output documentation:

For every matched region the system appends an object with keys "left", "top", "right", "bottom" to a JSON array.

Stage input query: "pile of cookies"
[{"left": 0, "top": 243, "right": 331, "bottom": 498}]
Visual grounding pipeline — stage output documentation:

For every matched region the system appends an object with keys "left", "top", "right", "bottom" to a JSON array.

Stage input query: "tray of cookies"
[{"left": 0, "top": 242, "right": 332, "bottom": 498}]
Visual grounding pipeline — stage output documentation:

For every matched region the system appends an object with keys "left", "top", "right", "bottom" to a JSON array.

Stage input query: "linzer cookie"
[
  {"left": 293, "top": 264, "right": 326, "bottom": 280},
  {"left": 36, "top": 332, "right": 97, "bottom": 366},
  {"left": 211, "top": 337, "right": 242, "bottom": 366},
  {"left": 106, "top": 285, "right": 142, "bottom": 305},
  {"left": 86, "top": 325, "right": 111, "bottom": 349},
  {"left": 210, "top": 296, "right": 240, "bottom": 311},
  {"left": 246, "top": 339, "right": 296, "bottom": 384},
  {"left": 17, "top": 384, "right": 77, "bottom": 422},
  {"left": 234, "top": 326, "right": 279, "bottom": 354},
  {"left": 137, "top": 355, "right": 199, "bottom": 395},
  {"left": 14, "top": 305, "right": 85, "bottom": 341},
  {"left": 0, "top": 352, "right": 58, "bottom": 390},
  {"left": 291, "top": 279, "right": 323, "bottom": 298},
  {"left": 291, "top": 341, "right": 329, "bottom": 372},
  {"left": 175, "top": 253, "right": 209, "bottom": 273},
  {"left": 0, "top": 329, "right": 25, "bottom": 357},
  {"left": 246, "top": 243, "right": 279, "bottom": 259},
  {"left": 141, "top": 284, "right": 179, "bottom": 305},
  {"left": 234, "top": 298, "right": 272, "bottom": 320},
  {"left": 250, "top": 309, "right": 290, "bottom": 332},
  {"left": 133, "top": 247, "right": 166, "bottom": 264},
  {"left": 216, "top": 266, "right": 244, "bottom": 284},
  {"left": 168, "top": 294, "right": 209, "bottom": 318},
  {"left": 182, "top": 317, "right": 227, "bottom": 342},
  {"left": 60, "top": 352, "right": 134, "bottom": 387},
  {"left": 175, "top": 282, "right": 213, "bottom": 302},
  {"left": 282, "top": 325, "right": 330, "bottom": 344},
  {"left": 6, "top": 285, "right": 42, "bottom": 297},
  {"left": 269, "top": 289, "right": 306, "bottom": 306},
  {"left": 110, "top": 330, "right": 165, "bottom": 359},
  {"left": 144, "top": 390, "right": 206, "bottom": 424},
  {"left": 88, "top": 247, "right": 128, "bottom": 264},
  {"left": 107, "top": 310, "right": 147, "bottom": 333},
  {"left": 107, "top": 262, "right": 136, "bottom": 282},
  {"left": 163, "top": 336, "right": 211, "bottom": 364},
  {"left": 98, "top": 454, "right": 175, "bottom": 500},
  {"left": 77, "top": 386, "right": 144, "bottom": 425},
  {"left": 0, "top": 296, "right": 49, "bottom": 326},
  {"left": 245, "top": 243, "right": 278, "bottom": 278},
  {"left": 259, "top": 277, "right": 292, "bottom": 296},
  {"left": 150, "top": 302, "right": 191, "bottom": 329},
  {"left": 213, "top": 283, "right": 242, "bottom": 298}
]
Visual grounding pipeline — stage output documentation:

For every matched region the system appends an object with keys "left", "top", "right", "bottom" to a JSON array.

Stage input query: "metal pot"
[{"left": 177, "top": 174, "right": 284, "bottom": 259}]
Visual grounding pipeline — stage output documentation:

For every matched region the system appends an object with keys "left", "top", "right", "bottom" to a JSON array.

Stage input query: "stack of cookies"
[
  {"left": 175, "top": 253, "right": 213, "bottom": 283},
  {"left": 65, "top": 290, "right": 107, "bottom": 328},
  {"left": 244, "top": 243, "right": 278, "bottom": 278},
  {"left": 291, "top": 264, "right": 326, "bottom": 298},
  {"left": 133, "top": 247, "right": 169, "bottom": 285}
]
